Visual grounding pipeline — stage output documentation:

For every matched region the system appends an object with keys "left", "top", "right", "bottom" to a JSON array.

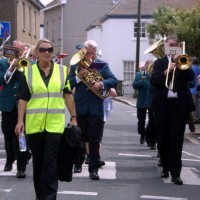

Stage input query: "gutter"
[{"left": 41, "top": 3, "right": 62, "bottom": 12}]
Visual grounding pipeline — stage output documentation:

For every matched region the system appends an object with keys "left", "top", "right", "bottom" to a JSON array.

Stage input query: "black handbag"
[{"left": 58, "top": 124, "right": 85, "bottom": 182}]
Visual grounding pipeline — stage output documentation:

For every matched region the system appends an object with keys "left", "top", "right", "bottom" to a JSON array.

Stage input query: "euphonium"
[{"left": 70, "top": 48, "right": 109, "bottom": 99}]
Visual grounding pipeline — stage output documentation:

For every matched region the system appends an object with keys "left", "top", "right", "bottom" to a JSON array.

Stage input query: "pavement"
[{"left": 114, "top": 96, "right": 200, "bottom": 144}]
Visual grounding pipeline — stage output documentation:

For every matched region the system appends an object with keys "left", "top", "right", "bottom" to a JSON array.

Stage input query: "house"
[
  {"left": 86, "top": 0, "right": 200, "bottom": 95},
  {"left": 42, "top": 0, "right": 121, "bottom": 65},
  {"left": 0, "top": 0, "right": 44, "bottom": 46}
]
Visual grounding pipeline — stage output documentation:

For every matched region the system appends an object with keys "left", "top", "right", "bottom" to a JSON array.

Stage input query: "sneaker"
[{"left": 16, "top": 171, "right": 26, "bottom": 178}]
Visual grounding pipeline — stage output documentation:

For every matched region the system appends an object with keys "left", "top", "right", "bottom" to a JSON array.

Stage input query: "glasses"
[{"left": 39, "top": 47, "right": 53, "bottom": 53}]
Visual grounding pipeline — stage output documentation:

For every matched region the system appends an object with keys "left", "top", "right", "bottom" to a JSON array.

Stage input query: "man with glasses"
[{"left": 69, "top": 40, "right": 118, "bottom": 180}]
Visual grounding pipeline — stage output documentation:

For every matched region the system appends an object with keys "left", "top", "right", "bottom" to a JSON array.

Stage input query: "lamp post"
[{"left": 135, "top": 0, "right": 141, "bottom": 72}]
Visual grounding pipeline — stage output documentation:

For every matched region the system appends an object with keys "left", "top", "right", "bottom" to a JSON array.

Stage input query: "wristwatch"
[{"left": 70, "top": 115, "right": 77, "bottom": 121}]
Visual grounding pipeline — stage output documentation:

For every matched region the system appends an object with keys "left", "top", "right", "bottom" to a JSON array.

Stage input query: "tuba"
[
  {"left": 70, "top": 48, "right": 109, "bottom": 99},
  {"left": 144, "top": 38, "right": 166, "bottom": 75}
]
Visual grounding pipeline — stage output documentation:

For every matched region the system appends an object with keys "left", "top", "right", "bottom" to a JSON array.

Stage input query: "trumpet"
[{"left": 5, "top": 47, "right": 31, "bottom": 84}]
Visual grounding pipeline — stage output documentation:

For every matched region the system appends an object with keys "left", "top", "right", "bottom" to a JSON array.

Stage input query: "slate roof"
[{"left": 86, "top": 0, "right": 200, "bottom": 30}]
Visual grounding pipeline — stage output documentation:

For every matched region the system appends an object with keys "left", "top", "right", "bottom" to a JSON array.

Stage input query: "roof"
[
  {"left": 30, "top": 0, "right": 45, "bottom": 9},
  {"left": 45, "top": 0, "right": 60, "bottom": 7},
  {"left": 86, "top": 0, "right": 200, "bottom": 31}
]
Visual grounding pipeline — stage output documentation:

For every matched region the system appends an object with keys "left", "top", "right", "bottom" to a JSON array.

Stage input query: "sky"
[{"left": 40, "top": 0, "right": 52, "bottom": 6}]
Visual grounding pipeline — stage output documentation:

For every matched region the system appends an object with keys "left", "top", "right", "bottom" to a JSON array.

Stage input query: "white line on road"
[
  {"left": 182, "top": 158, "right": 200, "bottom": 162},
  {"left": 140, "top": 195, "right": 187, "bottom": 200},
  {"left": 73, "top": 161, "right": 116, "bottom": 179},
  {"left": 118, "top": 153, "right": 152, "bottom": 157},
  {"left": 58, "top": 190, "right": 98, "bottom": 196},
  {"left": 0, "top": 189, "right": 11, "bottom": 193},
  {"left": 182, "top": 151, "right": 200, "bottom": 159}
]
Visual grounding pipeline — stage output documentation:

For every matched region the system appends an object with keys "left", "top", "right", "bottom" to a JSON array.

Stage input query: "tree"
[{"left": 146, "top": 6, "right": 200, "bottom": 59}]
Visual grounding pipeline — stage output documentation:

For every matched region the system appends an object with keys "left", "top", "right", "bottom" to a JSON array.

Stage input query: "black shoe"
[
  {"left": 85, "top": 155, "right": 90, "bottom": 164},
  {"left": 89, "top": 172, "right": 100, "bottom": 180},
  {"left": 161, "top": 170, "right": 169, "bottom": 178},
  {"left": 140, "top": 135, "right": 145, "bottom": 144},
  {"left": 171, "top": 177, "right": 183, "bottom": 185},
  {"left": 150, "top": 145, "right": 156, "bottom": 150},
  {"left": 157, "top": 159, "right": 162, "bottom": 167},
  {"left": 4, "top": 163, "right": 13, "bottom": 172},
  {"left": 74, "top": 166, "right": 82, "bottom": 173},
  {"left": 16, "top": 171, "right": 26, "bottom": 178},
  {"left": 98, "top": 160, "right": 105, "bottom": 168},
  {"left": 26, "top": 151, "right": 32, "bottom": 165}
]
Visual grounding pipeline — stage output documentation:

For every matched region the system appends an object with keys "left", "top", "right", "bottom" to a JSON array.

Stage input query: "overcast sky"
[{"left": 40, "top": 0, "right": 52, "bottom": 6}]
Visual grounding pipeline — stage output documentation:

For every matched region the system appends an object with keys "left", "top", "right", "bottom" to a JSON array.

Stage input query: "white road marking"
[
  {"left": 182, "top": 158, "right": 200, "bottom": 162},
  {"left": 182, "top": 151, "right": 200, "bottom": 159},
  {"left": 73, "top": 161, "right": 116, "bottom": 179},
  {"left": 0, "top": 160, "right": 17, "bottom": 176},
  {"left": 162, "top": 167, "right": 200, "bottom": 185},
  {"left": 0, "top": 189, "right": 12, "bottom": 192},
  {"left": 118, "top": 153, "right": 152, "bottom": 157},
  {"left": 140, "top": 195, "right": 187, "bottom": 200},
  {"left": 58, "top": 190, "right": 98, "bottom": 196}
]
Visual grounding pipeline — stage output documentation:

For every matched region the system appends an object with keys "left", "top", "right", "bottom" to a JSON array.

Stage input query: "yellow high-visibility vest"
[{"left": 24, "top": 63, "right": 70, "bottom": 134}]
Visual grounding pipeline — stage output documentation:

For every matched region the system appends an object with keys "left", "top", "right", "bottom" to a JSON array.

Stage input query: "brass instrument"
[
  {"left": 165, "top": 42, "right": 192, "bottom": 90},
  {"left": 5, "top": 47, "right": 31, "bottom": 84},
  {"left": 144, "top": 38, "right": 166, "bottom": 75},
  {"left": 70, "top": 48, "right": 109, "bottom": 99},
  {"left": 0, "top": 35, "right": 11, "bottom": 58}
]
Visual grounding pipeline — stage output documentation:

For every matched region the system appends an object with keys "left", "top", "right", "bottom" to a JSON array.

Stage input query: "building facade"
[
  {"left": 43, "top": 0, "right": 120, "bottom": 65},
  {"left": 0, "top": 0, "right": 44, "bottom": 46}
]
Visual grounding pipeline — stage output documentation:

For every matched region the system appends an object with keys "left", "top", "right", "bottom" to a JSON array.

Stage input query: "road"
[{"left": 0, "top": 100, "right": 200, "bottom": 200}]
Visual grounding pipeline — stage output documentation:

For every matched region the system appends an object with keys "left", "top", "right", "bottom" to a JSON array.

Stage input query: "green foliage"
[{"left": 146, "top": 5, "right": 200, "bottom": 59}]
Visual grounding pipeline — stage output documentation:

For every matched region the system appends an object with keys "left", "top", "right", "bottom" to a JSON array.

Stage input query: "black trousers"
[
  {"left": 77, "top": 115, "right": 104, "bottom": 173},
  {"left": 137, "top": 108, "right": 148, "bottom": 136},
  {"left": 145, "top": 109, "right": 157, "bottom": 146},
  {"left": 1, "top": 106, "right": 27, "bottom": 171},
  {"left": 157, "top": 99, "right": 188, "bottom": 178},
  {"left": 27, "top": 132, "right": 62, "bottom": 200}
]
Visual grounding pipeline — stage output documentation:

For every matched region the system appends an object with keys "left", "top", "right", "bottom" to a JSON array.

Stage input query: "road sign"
[{"left": 0, "top": 21, "right": 10, "bottom": 38}]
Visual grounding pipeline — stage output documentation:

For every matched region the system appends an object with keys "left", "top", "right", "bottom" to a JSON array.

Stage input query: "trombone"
[
  {"left": 165, "top": 42, "right": 192, "bottom": 90},
  {"left": 5, "top": 47, "right": 31, "bottom": 84}
]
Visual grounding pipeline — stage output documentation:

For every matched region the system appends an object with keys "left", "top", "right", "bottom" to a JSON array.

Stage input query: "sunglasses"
[{"left": 39, "top": 47, "right": 53, "bottom": 53}]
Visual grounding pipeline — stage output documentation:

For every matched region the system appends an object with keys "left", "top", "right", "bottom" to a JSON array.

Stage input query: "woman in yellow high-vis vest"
[{"left": 15, "top": 38, "right": 77, "bottom": 200}]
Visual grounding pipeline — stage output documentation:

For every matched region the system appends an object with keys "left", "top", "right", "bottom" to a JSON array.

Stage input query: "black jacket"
[{"left": 150, "top": 55, "right": 195, "bottom": 114}]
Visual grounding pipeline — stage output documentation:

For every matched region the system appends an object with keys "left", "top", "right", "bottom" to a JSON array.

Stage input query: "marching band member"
[
  {"left": 150, "top": 35, "right": 195, "bottom": 185},
  {"left": 0, "top": 40, "right": 30, "bottom": 178},
  {"left": 68, "top": 40, "right": 118, "bottom": 180}
]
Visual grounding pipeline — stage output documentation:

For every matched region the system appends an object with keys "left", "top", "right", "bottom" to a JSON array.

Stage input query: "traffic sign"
[{"left": 0, "top": 21, "right": 10, "bottom": 38}]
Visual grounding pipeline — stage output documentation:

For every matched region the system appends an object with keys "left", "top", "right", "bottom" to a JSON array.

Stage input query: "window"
[
  {"left": 33, "top": 11, "right": 37, "bottom": 36},
  {"left": 52, "top": 19, "right": 55, "bottom": 41},
  {"left": 123, "top": 60, "right": 134, "bottom": 82},
  {"left": 22, "top": 2, "right": 25, "bottom": 31},
  {"left": 46, "top": 21, "right": 49, "bottom": 38},
  {"left": 134, "top": 22, "right": 146, "bottom": 38},
  {"left": 28, "top": 7, "right": 31, "bottom": 34}
]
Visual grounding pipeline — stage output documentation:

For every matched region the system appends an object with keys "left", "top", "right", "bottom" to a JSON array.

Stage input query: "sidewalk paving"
[{"left": 114, "top": 96, "right": 200, "bottom": 144}]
